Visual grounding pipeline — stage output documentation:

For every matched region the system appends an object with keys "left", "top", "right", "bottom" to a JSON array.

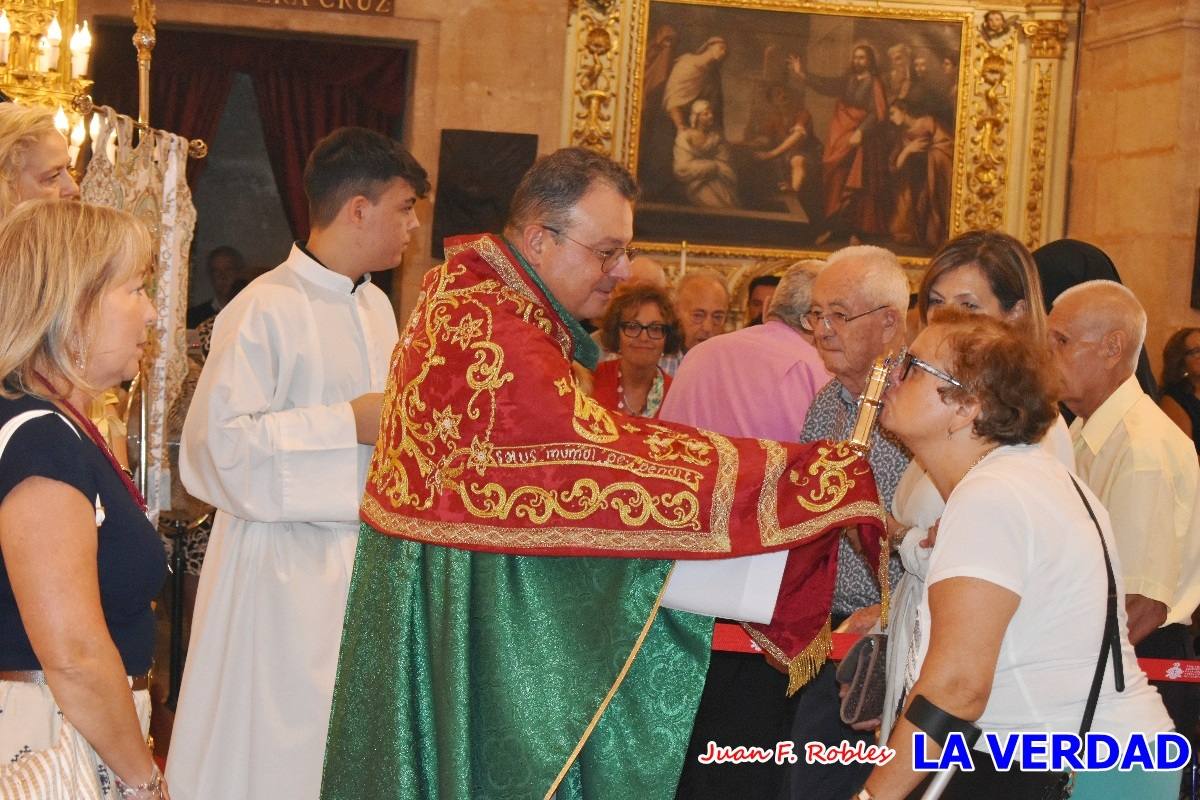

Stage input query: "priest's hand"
[{"left": 350, "top": 392, "right": 384, "bottom": 445}]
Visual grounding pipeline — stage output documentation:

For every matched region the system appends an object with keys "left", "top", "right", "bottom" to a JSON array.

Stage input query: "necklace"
[
  {"left": 34, "top": 371, "right": 147, "bottom": 513},
  {"left": 616, "top": 364, "right": 664, "bottom": 417},
  {"left": 964, "top": 445, "right": 1000, "bottom": 479}
]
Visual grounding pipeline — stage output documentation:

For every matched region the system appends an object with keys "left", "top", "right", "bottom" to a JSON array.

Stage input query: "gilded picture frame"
[
  {"left": 564, "top": 0, "right": 1078, "bottom": 264},
  {"left": 630, "top": 0, "right": 970, "bottom": 259}
]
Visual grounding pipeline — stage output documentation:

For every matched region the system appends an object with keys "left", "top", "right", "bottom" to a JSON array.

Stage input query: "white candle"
[
  {"left": 70, "top": 22, "right": 91, "bottom": 79},
  {"left": 0, "top": 12, "right": 10, "bottom": 65},
  {"left": 37, "top": 37, "right": 50, "bottom": 73},
  {"left": 679, "top": 241, "right": 688, "bottom": 277},
  {"left": 53, "top": 107, "right": 69, "bottom": 137},
  {"left": 46, "top": 17, "right": 62, "bottom": 70}
]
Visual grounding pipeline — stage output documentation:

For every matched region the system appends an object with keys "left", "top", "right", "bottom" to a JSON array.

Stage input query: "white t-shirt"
[{"left": 913, "top": 445, "right": 1172, "bottom": 746}]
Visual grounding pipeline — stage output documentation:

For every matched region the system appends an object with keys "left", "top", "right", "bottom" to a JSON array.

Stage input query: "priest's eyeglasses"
[
  {"left": 799, "top": 304, "right": 888, "bottom": 332},
  {"left": 619, "top": 321, "right": 668, "bottom": 340},
  {"left": 888, "top": 347, "right": 964, "bottom": 389},
  {"left": 543, "top": 225, "right": 640, "bottom": 273}
]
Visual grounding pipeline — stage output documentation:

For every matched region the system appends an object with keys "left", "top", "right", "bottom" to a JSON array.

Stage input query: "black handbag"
[{"left": 910, "top": 477, "right": 1124, "bottom": 800}]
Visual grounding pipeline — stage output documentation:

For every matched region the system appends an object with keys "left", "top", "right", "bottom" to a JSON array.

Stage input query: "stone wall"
[
  {"left": 1068, "top": 0, "right": 1200, "bottom": 377},
  {"left": 76, "top": 0, "right": 570, "bottom": 318}
]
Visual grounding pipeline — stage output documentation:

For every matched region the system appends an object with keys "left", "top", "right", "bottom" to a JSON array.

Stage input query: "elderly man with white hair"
[
  {"left": 1048, "top": 278, "right": 1200, "bottom": 751},
  {"left": 781, "top": 245, "right": 911, "bottom": 800},
  {"left": 663, "top": 260, "right": 830, "bottom": 799}
]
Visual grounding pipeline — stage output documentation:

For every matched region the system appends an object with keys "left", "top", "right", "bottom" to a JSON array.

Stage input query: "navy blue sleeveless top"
[{"left": 0, "top": 393, "right": 166, "bottom": 673}]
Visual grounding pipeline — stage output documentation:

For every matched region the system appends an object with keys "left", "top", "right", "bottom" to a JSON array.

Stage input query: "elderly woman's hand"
[
  {"left": 836, "top": 604, "right": 881, "bottom": 635},
  {"left": 919, "top": 519, "right": 940, "bottom": 549}
]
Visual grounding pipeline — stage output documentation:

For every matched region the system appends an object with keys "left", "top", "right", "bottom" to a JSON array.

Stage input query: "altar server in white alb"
[{"left": 167, "top": 127, "right": 428, "bottom": 800}]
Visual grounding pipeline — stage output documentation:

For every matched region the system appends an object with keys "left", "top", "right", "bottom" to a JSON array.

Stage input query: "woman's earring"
[{"left": 73, "top": 339, "right": 87, "bottom": 372}]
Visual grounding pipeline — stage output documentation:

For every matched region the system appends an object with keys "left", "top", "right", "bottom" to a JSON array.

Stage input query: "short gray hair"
[
  {"left": 767, "top": 259, "right": 825, "bottom": 330},
  {"left": 504, "top": 147, "right": 638, "bottom": 235},
  {"left": 1055, "top": 279, "right": 1146, "bottom": 373},
  {"left": 826, "top": 244, "right": 909, "bottom": 312}
]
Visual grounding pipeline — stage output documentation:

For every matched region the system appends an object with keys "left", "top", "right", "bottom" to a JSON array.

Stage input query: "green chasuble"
[{"left": 323, "top": 534, "right": 711, "bottom": 799}]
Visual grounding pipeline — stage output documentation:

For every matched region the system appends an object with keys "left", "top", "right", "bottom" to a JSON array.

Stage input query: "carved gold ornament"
[
  {"left": 958, "top": 24, "right": 1016, "bottom": 233},
  {"left": 1024, "top": 64, "right": 1053, "bottom": 249},
  {"left": 569, "top": 0, "right": 620, "bottom": 153},
  {"left": 1020, "top": 19, "right": 1070, "bottom": 60}
]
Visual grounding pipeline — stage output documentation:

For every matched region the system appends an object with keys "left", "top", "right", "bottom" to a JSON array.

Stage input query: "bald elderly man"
[
  {"left": 662, "top": 271, "right": 729, "bottom": 376},
  {"left": 1048, "top": 279, "right": 1200, "bottom": 744},
  {"left": 627, "top": 254, "right": 668, "bottom": 288}
]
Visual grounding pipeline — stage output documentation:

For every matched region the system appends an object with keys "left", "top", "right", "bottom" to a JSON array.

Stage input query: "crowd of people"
[{"left": 0, "top": 96, "right": 1197, "bottom": 800}]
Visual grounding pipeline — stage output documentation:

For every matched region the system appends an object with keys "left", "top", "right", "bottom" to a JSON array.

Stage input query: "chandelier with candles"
[{"left": 0, "top": 0, "right": 93, "bottom": 163}]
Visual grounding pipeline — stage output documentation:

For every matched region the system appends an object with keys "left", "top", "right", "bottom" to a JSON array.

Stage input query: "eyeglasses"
[
  {"left": 543, "top": 225, "right": 639, "bottom": 274},
  {"left": 800, "top": 304, "right": 888, "bottom": 333},
  {"left": 887, "top": 347, "right": 964, "bottom": 389},
  {"left": 619, "top": 321, "right": 668, "bottom": 340}
]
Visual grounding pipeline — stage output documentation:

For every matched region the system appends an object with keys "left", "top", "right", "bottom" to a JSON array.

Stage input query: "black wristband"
[{"left": 904, "top": 694, "right": 982, "bottom": 749}]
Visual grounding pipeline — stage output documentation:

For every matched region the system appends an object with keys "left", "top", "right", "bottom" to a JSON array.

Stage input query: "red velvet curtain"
[
  {"left": 250, "top": 39, "right": 409, "bottom": 239},
  {"left": 92, "top": 25, "right": 239, "bottom": 185},
  {"left": 91, "top": 23, "right": 409, "bottom": 238}
]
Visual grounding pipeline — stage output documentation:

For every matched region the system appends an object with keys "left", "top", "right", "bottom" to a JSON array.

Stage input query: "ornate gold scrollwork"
[
  {"left": 959, "top": 23, "right": 1017, "bottom": 233},
  {"left": 1020, "top": 19, "right": 1069, "bottom": 249},
  {"left": 1024, "top": 64, "right": 1053, "bottom": 250},
  {"left": 788, "top": 442, "right": 859, "bottom": 514},
  {"left": 569, "top": 2, "right": 620, "bottom": 154},
  {"left": 1020, "top": 19, "right": 1070, "bottom": 60}
]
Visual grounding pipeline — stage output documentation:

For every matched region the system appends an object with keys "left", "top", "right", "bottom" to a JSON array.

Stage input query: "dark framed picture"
[{"left": 627, "top": 0, "right": 970, "bottom": 258}]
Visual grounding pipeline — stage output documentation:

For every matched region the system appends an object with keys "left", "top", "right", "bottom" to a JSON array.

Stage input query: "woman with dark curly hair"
[
  {"left": 592, "top": 283, "right": 681, "bottom": 418},
  {"left": 858, "top": 311, "right": 1177, "bottom": 800},
  {"left": 1160, "top": 327, "right": 1200, "bottom": 452}
]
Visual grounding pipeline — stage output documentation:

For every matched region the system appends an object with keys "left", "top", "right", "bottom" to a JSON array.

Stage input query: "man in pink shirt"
[
  {"left": 659, "top": 258, "right": 831, "bottom": 800},
  {"left": 660, "top": 259, "right": 830, "bottom": 441}
]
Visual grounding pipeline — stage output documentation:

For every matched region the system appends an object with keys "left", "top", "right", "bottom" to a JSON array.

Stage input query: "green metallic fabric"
[{"left": 321, "top": 525, "right": 713, "bottom": 800}]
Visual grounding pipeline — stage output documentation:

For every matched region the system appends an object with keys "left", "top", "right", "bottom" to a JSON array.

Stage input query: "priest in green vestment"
[{"left": 320, "top": 148, "right": 887, "bottom": 800}]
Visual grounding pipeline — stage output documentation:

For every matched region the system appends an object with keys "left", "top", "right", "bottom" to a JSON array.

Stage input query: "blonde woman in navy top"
[{"left": 0, "top": 200, "right": 168, "bottom": 799}]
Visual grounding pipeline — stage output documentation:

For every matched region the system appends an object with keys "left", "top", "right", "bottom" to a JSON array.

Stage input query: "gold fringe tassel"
[
  {"left": 876, "top": 513, "right": 891, "bottom": 630},
  {"left": 742, "top": 616, "right": 833, "bottom": 697}
]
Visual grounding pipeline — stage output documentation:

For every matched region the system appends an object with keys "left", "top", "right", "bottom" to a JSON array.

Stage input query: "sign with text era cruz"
[{"left": 204, "top": 0, "right": 394, "bottom": 16}]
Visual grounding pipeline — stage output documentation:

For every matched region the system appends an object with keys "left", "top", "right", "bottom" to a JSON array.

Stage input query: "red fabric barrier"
[{"left": 712, "top": 623, "right": 1200, "bottom": 683}]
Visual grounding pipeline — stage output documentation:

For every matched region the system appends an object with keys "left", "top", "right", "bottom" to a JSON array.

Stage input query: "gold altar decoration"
[
  {"left": 562, "top": 0, "right": 1080, "bottom": 273},
  {"left": 1019, "top": 18, "right": 1070, "bottom": 250},
  {"left": 567, "top": 0, "right": 621, "bottom": 154},
  {"left": 958, "top": 12, "right": 1017, "bottom": 235},
  {"left": 0, "top": 0, "right": 94, "bottom": 165}
]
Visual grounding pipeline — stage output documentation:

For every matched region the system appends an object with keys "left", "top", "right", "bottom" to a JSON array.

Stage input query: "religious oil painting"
[{"left": 630, "top": 0, "right": 969, "bottom": 257}]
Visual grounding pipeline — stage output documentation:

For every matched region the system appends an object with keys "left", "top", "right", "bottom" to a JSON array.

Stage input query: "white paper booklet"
[{"left": 660, "top": 550, "right": 788, "bottom": 624}]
